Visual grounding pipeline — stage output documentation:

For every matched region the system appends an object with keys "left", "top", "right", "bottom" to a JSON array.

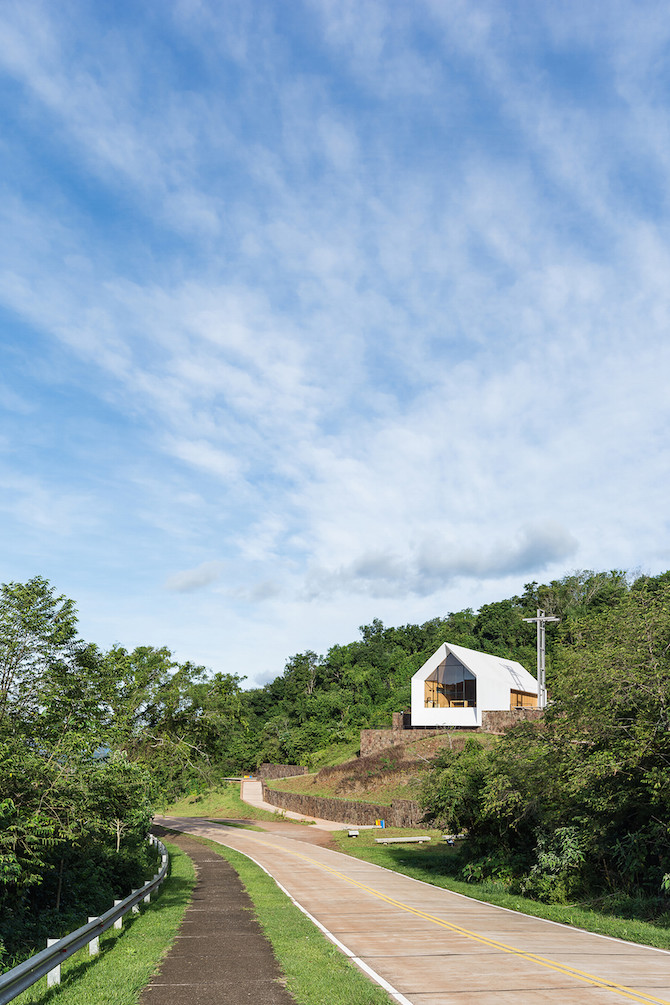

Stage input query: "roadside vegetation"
[
  {"left": 160, "top": 781, "right": 279, "bottom": 821},
  {"left": 418, "top": 578, "right": 670, "bottom": 923},
  {"left": 10, "top": 840, "right": 195, "bottom": 1004},
  {"left": 193, "top": 836, "right": 394, "bottom": 1005},
  {"left": 3, "top": 567, "right": 670, "bottom": 969}
]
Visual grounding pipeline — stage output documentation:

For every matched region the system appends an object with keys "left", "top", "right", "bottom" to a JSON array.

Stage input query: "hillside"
[
  {"left": 233, "top": 569, "right": 647, "bottom": 771},
  {"left": 266, "top": 731, "right": 497, "bottom": 805}
]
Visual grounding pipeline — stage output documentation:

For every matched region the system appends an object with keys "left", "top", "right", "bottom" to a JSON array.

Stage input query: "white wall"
[
  {"left": 410, "top": 700, "right": 480, "bottom": 727},
  {"left": 410, "top": 643, "right": 536, "bottom": 727}
]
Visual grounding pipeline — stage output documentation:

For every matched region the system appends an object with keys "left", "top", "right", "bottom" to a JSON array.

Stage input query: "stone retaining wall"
[
  {"left": 480, "top": 708, "right": 543, "bottom": 732},
  {"left": 361, "top": 708, "right": 544, "bottom": 754},
  {"left": 261, "top": 781, "right": 423, "bottom": 827},
  {"left": 360, "top": 726, "right": 472, "bottom": 757},
  {"left": 256, "top": 763, "right": 309, "bottom": 779}
]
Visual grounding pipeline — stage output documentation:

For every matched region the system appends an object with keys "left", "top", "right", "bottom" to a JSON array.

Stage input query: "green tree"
[
  {"left": 421, "top": 579, "right": 670, "bottom": 902},
  {"left": 0, "top": 576, "right": 82, "bottom": 728}
]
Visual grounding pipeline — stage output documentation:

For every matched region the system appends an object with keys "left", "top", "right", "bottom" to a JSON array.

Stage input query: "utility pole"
[{"left": 522, "top": 608, "right": 560, "bottom": 709}]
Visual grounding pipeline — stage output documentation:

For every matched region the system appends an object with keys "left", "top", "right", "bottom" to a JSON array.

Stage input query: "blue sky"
[{"left": 1, "top": 0, "right": 669, "bottom": 686}]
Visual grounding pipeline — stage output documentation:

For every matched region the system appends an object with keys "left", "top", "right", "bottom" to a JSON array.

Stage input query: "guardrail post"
[
  {"left": 143, "top": 882, "right": 151, "bottom": 905},
  {"left": 0, "top": 837, "right": 168, "bottom": 1004},
  {"left": 88, "top": 918, "right": 100, "bottom": 955},
  {"left": 46, "top": 939, "right": 60, "bottom": 986}
]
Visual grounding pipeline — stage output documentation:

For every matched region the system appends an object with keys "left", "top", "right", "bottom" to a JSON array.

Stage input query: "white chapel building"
[{"left": 410, "top": 642, "right": 538, "bottom": 728}]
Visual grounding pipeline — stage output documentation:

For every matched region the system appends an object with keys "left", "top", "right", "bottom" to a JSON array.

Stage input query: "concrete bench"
[{"left": 374, "top": 836, "right": 431, "bottom": 845}]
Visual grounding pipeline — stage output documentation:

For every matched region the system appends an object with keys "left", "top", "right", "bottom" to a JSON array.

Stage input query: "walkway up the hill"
[
  {"left": 141, "top": 829, "right": 295, "bottom": 1005},
  {"left": 241, "top": 778, "right": 346, "bottom": 829}
]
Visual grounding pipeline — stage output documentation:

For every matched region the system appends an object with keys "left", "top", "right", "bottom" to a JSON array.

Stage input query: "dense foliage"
[
  {"left": 420, "top": 572, "right": 670, "bottom": 911},
  {"left": 2, "top": 566, "right": 668, "bottom": 961},
  {"left": 232, "top": 569, "right": 635, "bottom": 768},
  {"left": 0, "top": 576, "right": 243, "bottom": 967}
]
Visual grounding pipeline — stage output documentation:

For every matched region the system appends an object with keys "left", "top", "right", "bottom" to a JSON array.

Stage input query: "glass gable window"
[{"left": 424, "top": 653, "right": 476, "bottom": 708}]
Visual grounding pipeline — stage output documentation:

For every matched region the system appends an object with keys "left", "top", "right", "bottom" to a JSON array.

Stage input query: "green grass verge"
[
  {"left": 332, "top": 829, "right": 670, "bottom": 951},
  {"left": 305, "top": 739, "right": 362, "bottom": 770},
  {"left": 264, "top": 774, "right": 422, "bottom": 806},
  {"left": 193, "top": 835, "right": 394, "bottom": 1005},
  {"left": 11, "top": 841, "right": 195, "bottom": 1005},
  {"left": 160, "top": 781, "right": 280, "bottom": 821}
]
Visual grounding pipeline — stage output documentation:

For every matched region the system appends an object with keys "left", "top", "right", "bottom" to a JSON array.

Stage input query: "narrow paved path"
[
  {"left": 242, "top": 778, "right": 346, "bottom": 829},
  {"left": 140, "top": 829, "right": 295, "bottom": 1005},
  {"left": 157, "top": 815, "right": 670, "bottom": 1005}
]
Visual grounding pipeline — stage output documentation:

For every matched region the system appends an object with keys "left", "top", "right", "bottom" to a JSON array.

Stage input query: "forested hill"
[
  {"left": 234, "top": 568, "right": 669, "bottom": 768},
  {"left": 2, "top": 568, "right": 670, "bottom": 962}
]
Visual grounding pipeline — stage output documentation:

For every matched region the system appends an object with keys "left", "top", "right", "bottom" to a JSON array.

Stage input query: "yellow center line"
[{"left": 240, "top": 834, "right": 670, "bottom": 1005}]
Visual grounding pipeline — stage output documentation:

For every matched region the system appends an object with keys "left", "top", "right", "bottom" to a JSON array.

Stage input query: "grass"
[
  {"left": 192, "top": 835, "right": 394, "bottom": 1005},
  {"left": 9, "top": 831, "right": 393, "bottom": 1005},
  {"left": 305, "top": 739, "right": 362, "bottom": 770},
  {"left": 332, "top": 829, "right": 670, "bottom": 952},
  {"left": 264, "top": 772, "right": 420, "bottom": 805},
  {"left": 267, "top": 734, "right": 496, "bottom": 806},
  {"left": 160, "top": 781, "right": 280, "bottom": 821},
  {"left": 11, "top": 840, "right": 196, "bottom": 1005}
]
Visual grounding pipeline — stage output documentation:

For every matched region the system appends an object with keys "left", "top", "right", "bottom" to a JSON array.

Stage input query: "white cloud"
[
  {"left": 0, "top": 0, "right": 669, "bottom": 685},
  {"left": 0, "top": 472, "right": 99, "bottom": 535},
  {"left": 164, "top": 561, "right": 224, "bottom": 592},
  {"left": 304, "top": 523, "right": 579, "bottom": 599},
  {"left": 166, "top": 438, "right": 240, "bottom": 481}
]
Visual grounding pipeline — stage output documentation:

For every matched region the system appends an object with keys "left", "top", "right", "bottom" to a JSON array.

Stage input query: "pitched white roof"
[
  {"left": 411, "top": 641, "right": 537, "bottom": 726},
  {"left": 444, "top": 642, "right": 538, "bottom": 693}
]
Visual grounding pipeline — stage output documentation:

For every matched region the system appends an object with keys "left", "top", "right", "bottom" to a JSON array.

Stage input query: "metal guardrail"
[{"left": 0, "top": 834, "right": 169, "bottom": 1005}]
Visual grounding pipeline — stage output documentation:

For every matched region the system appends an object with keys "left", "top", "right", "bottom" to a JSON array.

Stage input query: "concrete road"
[{"left": 156, "top": 816, "right": 670, "bottom": 1005}]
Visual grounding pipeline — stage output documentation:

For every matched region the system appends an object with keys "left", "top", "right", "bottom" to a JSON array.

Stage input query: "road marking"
[
  {"left": 243, "top": 836, "right": 670, "bottom": 1005},
  {"left": 238, "top": 849, "right": 414, "bottom": 1005}
]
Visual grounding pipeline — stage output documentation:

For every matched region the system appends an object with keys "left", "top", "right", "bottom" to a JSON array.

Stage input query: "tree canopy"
[
  {"left": 3, "top": 566, "right": 669, "bottom": 961},
  {"left": 420, "top": 575, "right": 670, "bottom": 905}
]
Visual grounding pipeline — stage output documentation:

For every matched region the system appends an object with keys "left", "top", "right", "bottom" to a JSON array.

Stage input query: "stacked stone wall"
[
  {"left": 480, "top": 708, "right": 543, "bottom": 732},
  {"left": 256, "top": 763, "right": 309, "bottom": 780},
  {"left": 359, "top": 729, "right": 400, "bottom": 757},
  {"left": 360, "top": 726, "right": 476, "bottom": 757},
  {"left": 261, "top": 781, "right": 423, "bottom": 827}
]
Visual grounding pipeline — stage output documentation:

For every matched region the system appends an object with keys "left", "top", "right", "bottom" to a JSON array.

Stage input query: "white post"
[
  {"left": 131, "top": 891, "right": 140, "bottom": 913},
  {"left": 46, "top": 939, "right": 61, "bottom": 986},
  {"left": 88, "top": 918, "right": 100, "bottom": 955},
  {"left": 113, "top": 900, "right": 123, "bottom": 929}
]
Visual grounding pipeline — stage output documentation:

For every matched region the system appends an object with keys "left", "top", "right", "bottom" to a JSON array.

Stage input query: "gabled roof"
[
  {"left": 414, "top": 641, "right": 538, "bottom": 693},
  {"left": 446, "top": 642, "right": 538, "bottom": 692}
]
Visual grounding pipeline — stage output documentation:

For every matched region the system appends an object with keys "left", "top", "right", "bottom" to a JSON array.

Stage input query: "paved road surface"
[{"left": 156, "top": 816, "right": 670, "bottom": 1005}]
